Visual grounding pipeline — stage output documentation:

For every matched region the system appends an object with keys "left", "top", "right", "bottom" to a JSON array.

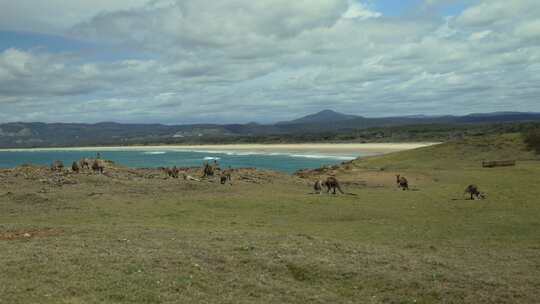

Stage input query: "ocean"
[{"left": 0, "top": 148, "right": 361, "bottom": 174}]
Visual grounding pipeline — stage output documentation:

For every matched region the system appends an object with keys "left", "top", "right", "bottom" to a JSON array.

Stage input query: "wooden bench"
[{"left": 482, "top": 160, "right": 516, "bottom": 168}]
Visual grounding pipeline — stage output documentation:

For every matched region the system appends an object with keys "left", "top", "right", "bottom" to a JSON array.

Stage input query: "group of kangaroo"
[
  {"left": 51, "top": 156, "right": 485, "bottom": 200},
  {"left": 53, "top": 157, "right": 232, "bottom": 184},
  {"left": 163, "top": 161, "right": 233, "bottom": 185},
  {"left": 51, "top": 158, "right": 104, "bottom": 174},
  {"left": 313, "top": 177, "right": 345, "bottom": 195},
  {"left": 313, "top": 174, "right": 485, "bottom": 200},
  {"left": 313, "top": 175, "right": 409, "bottom": 195},
  {"left": 201, "top": 161, "right": 233, "bottom": 185}
]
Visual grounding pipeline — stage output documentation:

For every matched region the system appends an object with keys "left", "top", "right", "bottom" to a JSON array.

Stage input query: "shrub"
[{"left": 524, "top": 128, "right": 540, "bottom": 154}]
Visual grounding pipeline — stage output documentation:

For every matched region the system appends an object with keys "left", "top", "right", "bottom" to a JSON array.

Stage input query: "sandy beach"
[{"left": 0, "top": 143, "right": 438, "bottom": 157}]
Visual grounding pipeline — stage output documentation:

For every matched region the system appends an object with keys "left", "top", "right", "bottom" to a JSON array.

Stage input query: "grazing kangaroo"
[
  {"left": 324, "top": 176, "right": 344, "bottom": 195},
  {"left": 71, "top": 161, "right": 80, "bottom": 173},
  {"left": 396, "top": 174, "right": 409, "bottom": 190},
  {"left": 51, "top": 160, "right": 64, "bottom": 172},
  {"left": 92, "top": 160, "right": 104, "bottom": 174},
  {"left": 464, "top": 184, "right": 485, "bottom": 200},
  {"left": 220, "top": 169, "right": 232, "bottom": 185},
  {"left": 165, "top": 166, "right": 179, "bottom": 178}
]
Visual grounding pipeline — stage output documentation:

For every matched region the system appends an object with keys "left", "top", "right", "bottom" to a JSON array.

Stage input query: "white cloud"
[
  {"left": 0, "top": 0, "right": 539, "bottom": 123},
  {"left": 515, "top": 20, "right": 540, "bottom": 40},
  {"left": 342, "top": 1, "right": 381, "bottom": 20},
  {"left": 0, "top": 0, "right": 150, "bottom": 32},
  {"left": 468, "top": 30, "right": 492, "bottom": 41},
  {"left": 456, "top": 0, "right": 540, "bottom": 28},
  {"left": 73, "top": 0, "right": 349, "bottom": 48}
]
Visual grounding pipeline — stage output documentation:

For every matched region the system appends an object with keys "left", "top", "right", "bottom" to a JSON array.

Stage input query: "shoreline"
[{"left": 0, "top": 142, "right": 438, "bottom": 156}]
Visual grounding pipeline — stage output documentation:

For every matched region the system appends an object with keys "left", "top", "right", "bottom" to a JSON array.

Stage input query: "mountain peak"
[
  {"left": 277, "top": 109, "right": 360, "bottom": 125},
  {"left": 317, "top": 109, "right": 340, "bottom": 114}
]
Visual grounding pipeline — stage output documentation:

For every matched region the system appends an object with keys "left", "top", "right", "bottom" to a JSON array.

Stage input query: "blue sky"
[
  {"left": 0, "top": 31, "right": 87, "bottom": 53},
  {"left": 0, "top": 31, "right": 156, "bottom": 63},
  {"left": 373, "top": 0, "right": 425, "bottom": 15},
  {"left": 373, "top": 0, "right": 469, "bottom": 16},
  {"left": 0, "top": 0, "right": 539, "bottom": 124}
]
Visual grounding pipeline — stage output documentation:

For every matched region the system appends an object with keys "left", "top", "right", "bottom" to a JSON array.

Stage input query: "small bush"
[
  {"left": 286, "top": 263, "right": 311, "bottom": 281},
  {"left": 524, "top": 128, "right": 540, "bottom": 154}
]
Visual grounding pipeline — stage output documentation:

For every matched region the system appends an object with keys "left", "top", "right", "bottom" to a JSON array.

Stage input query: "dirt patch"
[
  {"left": 0, "top": 228, "right": 63, "bottom": 241},
  {"left": 8, "top": 165, "right": 78, "bottom": 187},
  {"left": 234, "top": 168, "right": 289, "bottom": 184}
]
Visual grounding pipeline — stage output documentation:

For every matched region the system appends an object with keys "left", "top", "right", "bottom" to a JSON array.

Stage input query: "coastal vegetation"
[
  {"left": 1, "top": 120, "right": 540, "bottom": 149},
  {"left": 524, "top": 127, "right": 540, "bottom": 154}
]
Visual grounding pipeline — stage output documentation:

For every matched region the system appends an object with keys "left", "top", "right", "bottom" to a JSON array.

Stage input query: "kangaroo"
[
  {"left": 172, "top": 166, "right": 179, "bottom": 178},
  {"left": 202, "top": 162, "right": 215, "bottom": 178},
  {"left": 464, "top": 184, "right": 485, "bottom": 200},
  {"left": 92, "top": 160, "right": 104, "bottom": 174},
  {"left": 71, "top": 161, "right": 80, "bottom": 173},
  {"left": 396, "top": 174, "right": 409, "bottom": 191},
  {"left": 324, "top": 176, "right": 344, "bottom": 195},
  {"left": 165, "top": 166, "right": 179, "bottom": 178},
  {"left": 79, "top": 159, "right": 90, "bottom": 170},
  {"left": 220, "top": 169, "right": 232, "bottom": 185},
  {"left": 51, "top": 160, "right": 64, "bottom": 172}
]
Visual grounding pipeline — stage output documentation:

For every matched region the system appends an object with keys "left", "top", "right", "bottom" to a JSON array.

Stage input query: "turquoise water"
[{"left": 0, "top": 149, "right": 359, "bottom": 174}]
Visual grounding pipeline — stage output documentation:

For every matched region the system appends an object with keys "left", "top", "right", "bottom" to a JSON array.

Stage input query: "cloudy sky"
[{"left": 0, "top": 0, "right": 539, "bottom": 124}]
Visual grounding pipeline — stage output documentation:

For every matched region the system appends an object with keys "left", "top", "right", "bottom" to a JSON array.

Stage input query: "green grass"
[
  {"left": 1, "top": 134, "right": 540, "bottom": 303},
  {"left": 353, "top": 133, "right": 536, "bottom": 170}
]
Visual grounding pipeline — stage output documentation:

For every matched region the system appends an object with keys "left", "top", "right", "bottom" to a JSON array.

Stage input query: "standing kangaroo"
[
  {"left": 220, "top": 168, "right": 232, "bottom": 185},
  {"left": 79, "top": 159, "right": 90, "bottom": 170},
  {"left": 202, "top": 162, "right": 215, "bottom": 178},
  {"left": 92, "top": 160, "right": 104, "bottom": 174},
  {"left": 71, "top": 161, "right": 80, "bottom": 173},
  {"left": 324, "top": 177, "right": 344, "bottom": 195},
  {"left": 396, "top": 174, "right": 409, "bottom": 190}
]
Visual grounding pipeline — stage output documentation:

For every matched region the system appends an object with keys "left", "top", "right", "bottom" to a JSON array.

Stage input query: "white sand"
[{"left": 0, "top": 143, "right": 438, "bottom": 158}]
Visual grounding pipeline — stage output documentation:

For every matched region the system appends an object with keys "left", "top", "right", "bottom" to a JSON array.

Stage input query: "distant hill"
[
  {"left": 1, "top": 111, "right": 540, "bottom": 148},
  {"left": 455, "top": 112, "right": 540, "bottom": 123},
  {"left": 277, "top": 110, "right": 360, "bottom": 125}
]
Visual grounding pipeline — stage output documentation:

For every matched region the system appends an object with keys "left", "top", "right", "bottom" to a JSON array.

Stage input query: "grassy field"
[{"left": 1, "top": 134, "right": 539, "bottom": 303}]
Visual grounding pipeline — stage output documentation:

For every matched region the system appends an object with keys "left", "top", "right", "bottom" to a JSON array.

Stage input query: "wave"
[
  {"left": 289, "top": 154, "right": 356, "bottom": 160},
  {"left": 142, "top": 151, "right": 167, "bottom": 155},
  {"left": 173, "top": 149, "right": 260, "bottom": 156},
  {"left": 203, "top": 156, "right": 221, "bottom": 160},
  {"left": 173, "top": 149, "right": 355, "bottom": 160}
]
